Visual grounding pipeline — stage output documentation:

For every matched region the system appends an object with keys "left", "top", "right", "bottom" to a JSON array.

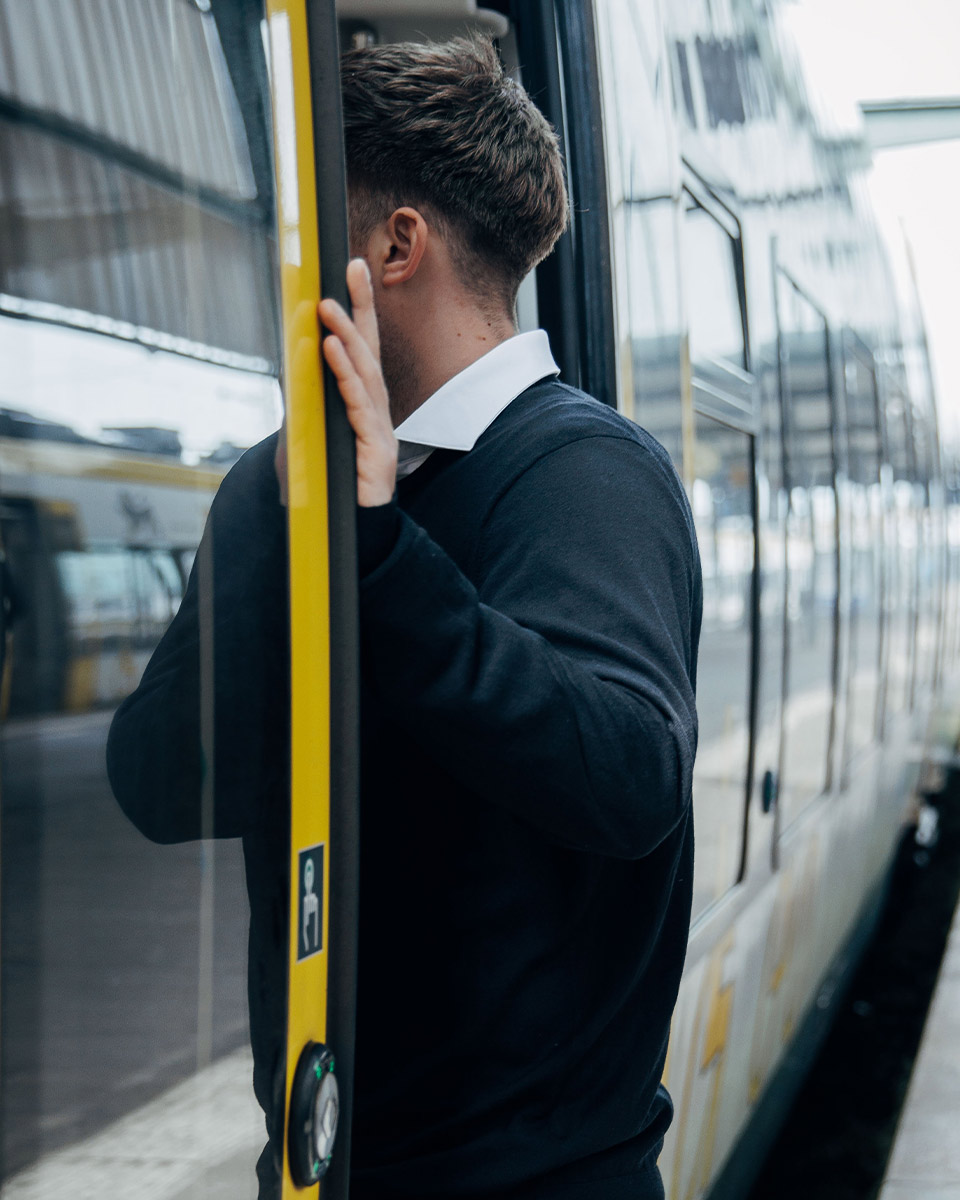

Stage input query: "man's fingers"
[
  {"left": 318, "top": 296, "right": 382, "bottom": 394},
  {"left": 345, "top": 258, "right": 381, "bottom": 359},
  {"left": 318, "top": 261, "right": 397, "bottom": 507},
  {"left": 318, "top": 257, "right": 380, "bottom": 367},
  {"left": 322, "top": 334, "right": 366, "bottom": 416}
]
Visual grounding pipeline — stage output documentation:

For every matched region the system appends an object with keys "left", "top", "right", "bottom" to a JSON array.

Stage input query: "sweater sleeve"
[{"left": 359, "top": 434, "right": 701, "bottom": 858}]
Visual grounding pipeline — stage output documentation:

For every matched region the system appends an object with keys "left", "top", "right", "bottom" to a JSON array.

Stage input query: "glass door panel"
[
  {"left": 0, "top": 2, "right": 287, "bottom": 1195},
  {"left": 842, "top": 338, "right": 883, "bottom": 773},
  {"left": 775, "top": 271, "right": 838, "bottom": 828},
  {"left": 689, "top": 413, "right": 755, "bottom": 917},
  {"left": 680, "top": 183, "right": 756, "bottom": 917}
]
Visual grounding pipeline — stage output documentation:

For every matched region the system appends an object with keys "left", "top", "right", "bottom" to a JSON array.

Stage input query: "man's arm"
[{"left": 358, "top": 434, "right": 700, "bottom": 858}]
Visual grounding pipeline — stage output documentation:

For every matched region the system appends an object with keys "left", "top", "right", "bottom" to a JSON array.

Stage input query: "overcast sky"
[{"left": 784, "top": 0, "right": 960, "bottom": 450}]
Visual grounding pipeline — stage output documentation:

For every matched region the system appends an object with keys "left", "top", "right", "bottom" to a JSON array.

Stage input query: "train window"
[
  {"left": 751, "top": 340, "right": 788, "bottom": 861},
  {"left": 882, "top": 393, "right": 915, "bottom": 722},
  {"left": 683, "top": 196, "right": 744, "bottom": 370},
  {"left": 910, "top": 410, "right": 939, "bottom": 706},
  {"left": 681, "top": 186, "right": 756, "bottom": 426},
  {"left": 0, "top": 2, "right": 282, "bottom": 1193},
  {"left": 595, "top": 0, "right": 685, "bottom": 466},
  {"left": 842, "top": 337, "right": 883, "bottom": 772},
  {"left": 775, "top": 271, "right": 838, "bottom": 826},
  {"left": 948, "top": 473, "right": 960, "bottom": 668},
  {"left": 899, "top": 310, "right": 943, "bottom": 702},
  {"left": 689, "top": 413, "right": 754, "bottom": 917},
  {"left": 681, "top": 187, "right": 756, "bottom": 918}
]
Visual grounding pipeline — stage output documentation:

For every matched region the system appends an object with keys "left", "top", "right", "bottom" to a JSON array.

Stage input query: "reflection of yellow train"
[
  {"left": 0, "top": 426, "right": 223, "bottom": 716},
  {"left": 1, "top": 2, "right": 959, "bottom": 1200}
]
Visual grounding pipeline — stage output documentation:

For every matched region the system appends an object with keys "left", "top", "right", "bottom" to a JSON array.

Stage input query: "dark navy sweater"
[{"left": 107, "top": 379, "right": 701, "bottom": 1199}]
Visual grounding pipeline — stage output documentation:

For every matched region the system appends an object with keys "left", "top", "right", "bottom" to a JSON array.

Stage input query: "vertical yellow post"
[{"left": 264, "top": 2, "right": 331, "bottom": 1195}]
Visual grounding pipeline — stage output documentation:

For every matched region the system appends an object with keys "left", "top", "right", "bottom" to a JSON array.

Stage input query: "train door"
[
  {"left": 0, "top": 3, "right": 357, "bottom": 1198},
  {"left": 513, "top": 0, "right": 617, "bottom": 408},
  {"left": 593, "top": 0, "right": 758, "bottom": 921},
  {"left": 267, "top": 4, "right": 358, "bottom": 1195}
]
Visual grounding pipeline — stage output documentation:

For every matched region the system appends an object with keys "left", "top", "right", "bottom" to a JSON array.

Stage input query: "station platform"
[{"left": 879, "top": 887, "right": 960, "bottom": 1199}]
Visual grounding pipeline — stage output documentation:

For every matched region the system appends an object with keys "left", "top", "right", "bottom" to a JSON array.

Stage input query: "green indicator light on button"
[{"left": 289, "top": 1042, "right": 339, "bottom": 1187}]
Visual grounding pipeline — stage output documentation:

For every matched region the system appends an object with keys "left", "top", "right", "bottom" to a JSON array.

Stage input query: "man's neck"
[{"left": 389, "top": 301, "right": 516, "bottom": 427}]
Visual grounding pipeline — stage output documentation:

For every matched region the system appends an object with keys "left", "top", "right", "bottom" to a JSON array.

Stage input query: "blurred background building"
[{"left": 785, "top": 0, "right": 960, "bottom": 461}]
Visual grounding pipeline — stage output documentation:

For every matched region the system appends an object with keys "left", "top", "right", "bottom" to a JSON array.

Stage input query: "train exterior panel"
[
  {"left": 594, "top": 0, "right": 955, "bottom": 1194},
  {"left": 0, "top": 1, "right": 956, "bottom": 1198}
]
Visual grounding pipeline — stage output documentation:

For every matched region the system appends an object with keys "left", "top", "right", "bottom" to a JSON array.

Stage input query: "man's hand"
[{"left": 319, "top": 259, "right": 398, "bottom": 507}]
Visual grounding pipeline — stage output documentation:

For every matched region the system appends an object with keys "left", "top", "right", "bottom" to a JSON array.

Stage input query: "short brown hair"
[{"left": 340, "top": 35, "right": 569, "bottom": 313}]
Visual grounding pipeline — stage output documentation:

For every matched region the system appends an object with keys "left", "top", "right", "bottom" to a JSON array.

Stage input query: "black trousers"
[
  {"left": 259, "top": 1146, "right": 665, "bottom": 1200},
  {"left": 501, "top": 1160, "right": 664, "bottom": 1200}
]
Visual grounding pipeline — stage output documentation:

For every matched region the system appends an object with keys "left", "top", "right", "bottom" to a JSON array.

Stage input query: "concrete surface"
[{"left": 879, "top": 901, "right": 960, "bottom": 1199}]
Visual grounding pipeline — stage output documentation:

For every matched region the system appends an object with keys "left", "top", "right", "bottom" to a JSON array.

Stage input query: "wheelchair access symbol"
[{"left": 297, "top": 844, "right": 325, "bottom": 962}]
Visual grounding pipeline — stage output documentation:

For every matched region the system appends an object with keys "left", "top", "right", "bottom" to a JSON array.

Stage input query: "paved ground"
[
  {"left": 3, "top": 1048, "right": 263, "bottom": 1200},
  {"left": 878, "top": 893, "right": 960, "bottom": 1199}
]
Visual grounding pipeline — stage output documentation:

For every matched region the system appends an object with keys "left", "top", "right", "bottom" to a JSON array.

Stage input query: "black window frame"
[{"left": 513, "top": 0, "right": 617, "bottom": 408}]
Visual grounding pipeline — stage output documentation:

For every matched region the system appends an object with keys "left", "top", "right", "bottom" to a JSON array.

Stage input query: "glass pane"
[
  {"left": 683, "top": 199, "right": 744, "bottom": 372},
  {"left": 883, "top": 398, "right": 914, "bottom": 721},
  {"left": 777, "top": 278, "right": 836, "bottom": 825},
  {"left": 689, "top": 414, "right": 753, "bottom": 918},
  {"left": 843, "top": 348, "right": 882, "bottom": 765},
  {"left": 681, "top": 197, "right": 754, "bottom": 418},
  {"left": 752, "top": 356, "right": 787, "bottom": 827},
  {"left": 948, "top": 491, "right": 960, "bottom": 667},
  {"left": 0, "top": 3, "right": 285, "bottom": 1196},
  {"left": 912, "top": 422, "right": 938, "bottom": 703},
  {"left": 596, "top": 0, "right": 685, "bottom": 467}
]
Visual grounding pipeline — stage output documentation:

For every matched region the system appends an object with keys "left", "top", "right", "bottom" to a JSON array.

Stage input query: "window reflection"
[
  {"left": 911, "top": 421, "right": 939, "bottom": 705},
  {"left": 0, "top": 320, "right": 279, "bottom": 1190},
  {"left": 948, "top": 497, "right": 960, "bottom": 667},
  {"left": 752, "top": 357, "right": 787, "bottom": 822},
  {"left": 689, "top": 414, "right": 754, "bottom": 917},
  {"left": 683, "top": 198, "right": 743, "bottom": 370},
  {"left": 682, "top": 194, "right": 754, "bottom": 918},
  {"left": 0, "top": 0, "right": 279, "bottom": 1191},
  {"left": 596, "top": 0, "right": 685, "bottom": 465},
  {"left": 0, "top": 0, "right": 278, "bottom": 366},
  {"left": 621, "top": 203, "right": 685, "bottom": 464},
  {"left": 842, "top": 342, "right": 882, "bottom": 770},
  {"left": 883, "top": 399, "right": 914, "bottom": 720},
  {"left": 599, "top": 4, "right": 756, "bottom": 919},
  {"left": 776, "top": 275, "right": 837, "bottom": 823}
]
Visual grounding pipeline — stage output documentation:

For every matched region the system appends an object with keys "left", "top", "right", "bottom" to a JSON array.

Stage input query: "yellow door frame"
[{"left": 265, "top": 1, "right": 355, "bottom": 1194}]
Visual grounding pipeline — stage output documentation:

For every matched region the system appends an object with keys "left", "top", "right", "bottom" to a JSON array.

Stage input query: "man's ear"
[{"left": 381, "top": 207, "right": 429, "bottom": 287}]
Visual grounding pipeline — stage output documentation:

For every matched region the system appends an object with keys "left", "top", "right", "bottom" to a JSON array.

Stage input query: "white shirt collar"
[{"left": 395, "top": 330, "right": 559, "bottom": 478}]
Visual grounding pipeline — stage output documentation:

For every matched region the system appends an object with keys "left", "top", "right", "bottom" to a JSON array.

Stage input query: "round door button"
[{"left": 289, "top": 1042, "right": 339, "bottom": 1187}]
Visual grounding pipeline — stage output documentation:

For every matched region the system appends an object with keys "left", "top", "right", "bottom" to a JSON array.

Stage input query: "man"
[{"left": 109, "top": 35, "right": 700, "bottom": 1200}]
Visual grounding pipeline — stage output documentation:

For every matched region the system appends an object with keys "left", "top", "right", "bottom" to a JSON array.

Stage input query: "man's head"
[{"left": 340, "top": 35, "right": 568, "bottom": 321}]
